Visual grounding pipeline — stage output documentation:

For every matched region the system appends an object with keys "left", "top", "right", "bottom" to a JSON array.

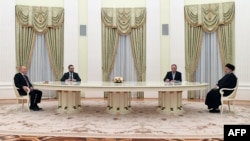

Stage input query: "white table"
[
  {"left": 33, "top": 81, "right": 208, "bottom": 114},
  {"left": 33, "top": 81, "right": 82, "bottom": 113}
]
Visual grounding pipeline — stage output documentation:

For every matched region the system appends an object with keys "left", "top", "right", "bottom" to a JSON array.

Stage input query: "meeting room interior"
[{"left": 0, "top": 0, "right": 250, "bottom": 141}]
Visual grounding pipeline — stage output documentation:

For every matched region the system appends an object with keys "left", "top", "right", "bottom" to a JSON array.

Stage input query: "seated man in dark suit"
[
  {"left": 14, "top": 66, "right": 43, "bottom": 111},
  {"left": 163, "top": 64, "right": 182, "bottom": 82},
  {"left": 60, "top": 64, "right": 81, "bottom": 82}
]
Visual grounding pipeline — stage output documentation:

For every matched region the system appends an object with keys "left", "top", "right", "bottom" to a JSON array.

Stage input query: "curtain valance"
[
  {"left": 184, "top": 2, "right": 234, "bottom": 32},
  {"left": 16, "top": 5, "right": 64, "bottom": 33},
  {"left": 102, "top": 8, "right": 146, "bottom": 34}
]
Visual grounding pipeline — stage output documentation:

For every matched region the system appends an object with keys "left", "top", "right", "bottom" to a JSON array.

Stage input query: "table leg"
[
  {"left": 106, "top": 91, "right": 132, "bottom": 114},
  {"left": 57, "top": 91, "right": 82, "bottom": 114},
  {"left": 158, "top": 92, "right": 162, "bottom": 108},
  {"left": 158, "top": 91, "right": 183, "bottom": 114}
]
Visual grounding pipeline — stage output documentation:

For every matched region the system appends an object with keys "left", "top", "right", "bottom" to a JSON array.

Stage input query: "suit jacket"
[
  {"left": 163, "top": 71, "right": 182, "bottom": 82},
  {"left": 60, "top": 72, "right": 81, "bottom": 82},
  {"left": 14, "top": 73, "right": 32, "bottom": 95}
]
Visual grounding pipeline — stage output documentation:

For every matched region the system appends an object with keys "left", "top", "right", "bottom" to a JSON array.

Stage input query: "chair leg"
[
  {"left": 27, "top": 99, "right": 30, "bottom": 112},
  {"left": 220, "top": 100, "right": 224, "bottom": 114},
  {"left": 22, "top": 100, "right": 24, "bottom": 111},
  {"left": 231, "top": 101, "right": 235, "bottom": 112},
  {"left": 27, "top": 103, "right": 30, "bottom": 111},
  {"left": 227, "top": 101, "right": 230, "bottom": 112},
  {"left": 16, "top": 100, "right": 19, "bottom": 111}
]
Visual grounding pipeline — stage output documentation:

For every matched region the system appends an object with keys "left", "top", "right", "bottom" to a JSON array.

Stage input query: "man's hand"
[
  {"left": 213, "top": 85, "right": 219, "bottom": 89},
  {"left": 66, "top": 78, "right": 71, "bottom": 81},
  {"left": 22, "top": 86, "right": 30, "bottom": 92},
  {"left": 30, "top": 87, "right": 33, "bottom": 91}
]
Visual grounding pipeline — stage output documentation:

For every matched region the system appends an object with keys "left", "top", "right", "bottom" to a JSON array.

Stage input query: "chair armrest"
[
  {"left": 219, "top": 88, "right": 235, "bottom": 95},
  {"left": 16, "top": 87, "right": 31, "bottom": 96},
  {"left": 26, "top": 87, "right": 30, "bottom": 96}
]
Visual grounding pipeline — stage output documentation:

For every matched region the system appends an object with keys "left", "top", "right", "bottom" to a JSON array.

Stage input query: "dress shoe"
[
  {"left": 209, "top": 109, "right": 220, "bottom": 113},
  {"left": 35, "top": 105, "right": 43, "bottom": 111},
  {"left": 31, "top": 106, "right": 40, "bottom": 111}
]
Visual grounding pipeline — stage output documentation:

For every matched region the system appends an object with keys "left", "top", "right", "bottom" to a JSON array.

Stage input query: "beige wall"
[
  {"left": 78, "top": 0, "right": 88, "bottom": 81},
  {"left": 160, "top": 0, "right": 170, "bottom": 80}
]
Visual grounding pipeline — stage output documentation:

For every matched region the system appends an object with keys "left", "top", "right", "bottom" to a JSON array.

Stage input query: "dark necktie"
[{"left": 23, "top": 75, "right": 30, "bottom": 87}]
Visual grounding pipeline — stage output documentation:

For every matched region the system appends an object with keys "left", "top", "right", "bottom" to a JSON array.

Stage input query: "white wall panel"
[
  {"left": 235, "top": 0, "right": 250, "bottom": 84},
  {"left": 185, "top": 0, "right": 234, "bottom": 5},
  {"left": 87, "top": 0, "right": 102, "bottom": 82},
  {"left": 234, "top": 0, "right": 250, "bottom": 100},
  {"left": 64, "top": 0, "right": 79, "bottom": 72},
  {"left": 15, "top": 0, "right": 64, "bottom": 7},
  {"left": 86, "top": 0, "right": 102, "bottom": 97},
  {"left": 0, "top": 1, "right": 16, "bottom": 98},
  {"left": 0, "top": 1, "right": 15, "bottom": 83},
  {"left": 169, "top": 0, "right": 185, "bottom": 81},
  {"left": 146, "top": 0, "right": 161, "bottom": 82},
  {"left": 102, "top": 0, "right": 145, "bottom": 7},
  {"left": 144, "top": 0, "right": 161, "bottom": 98}
]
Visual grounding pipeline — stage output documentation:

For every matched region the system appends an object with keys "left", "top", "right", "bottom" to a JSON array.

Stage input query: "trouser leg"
[
  {"left": 33, "top": 89, "right": 42, "bottom": 104},
  {"left": 30, "top": 90, "right": 43, "bottom": 107},
  {"left": 29, "top": 92, "right": 36, "bottom": 108}
]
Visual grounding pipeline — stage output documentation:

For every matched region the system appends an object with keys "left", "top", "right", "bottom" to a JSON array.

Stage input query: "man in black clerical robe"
[{"left": 205, "top": 63, "right": 237, "bottom": 113}]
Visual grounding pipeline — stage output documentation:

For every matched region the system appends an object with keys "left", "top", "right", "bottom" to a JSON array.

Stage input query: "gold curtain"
[
  {"left": 101, "top": 8, "right": 146, "bottom": 98},
  {"left": 46, "top": 26, "right": 64, "bottom": 81},
  {"left": 15, "top": 5, "right": 64, "bottom": 78},
  {"left": 16, "top": 5, "right": 64, "bottom": 33},
  {"left": 184, "top": 2, "right": 235, "bottom": 81},
  {"left": 184, "top": 2, "right": 235, "bottom": 98},
  {"left": 217, "top": 22, "right": 235, "bottom": 66},
  {"left": 102, "top": 8, "right": 146, "bottom": 34},
  {"left": 130, "top": 25, "right": 146, "bottom": 98},
  {"left": 15, "top": 23, "right": 36, "bottom": 71},
  {"left": 184, "top": 24, "right": 203, "bottom": 83},
  {"left": 101, "top": 23, "right": 119, "bottom": 81},
  {"left": 184, "top": 2, "right": 234, "bottom": 32}
]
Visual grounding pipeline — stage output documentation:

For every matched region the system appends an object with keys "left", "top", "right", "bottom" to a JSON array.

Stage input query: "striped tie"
[{"left": 23, "top": 75, "right": 30, "bottom": 87}]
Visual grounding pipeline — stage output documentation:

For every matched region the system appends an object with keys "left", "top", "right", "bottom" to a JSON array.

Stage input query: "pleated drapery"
[
  {"left": 15, "top": 5, "right": 64, "bottom": 80},
  {"left": 184, "top": 2, "right": 235, "bottom": 83},
  {"left": 101, "top": 8, "right": 146, "bottom": 98},
  {"left": 184, "top": 2, "right": 235, "bottom": 98}
]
